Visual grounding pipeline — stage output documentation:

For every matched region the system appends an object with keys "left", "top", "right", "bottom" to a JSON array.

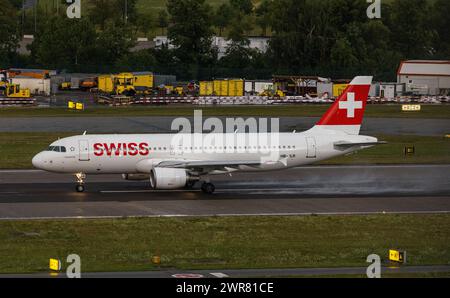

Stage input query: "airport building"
[{"left": 397, "top": 60, "right": 450, "bottom": 95}]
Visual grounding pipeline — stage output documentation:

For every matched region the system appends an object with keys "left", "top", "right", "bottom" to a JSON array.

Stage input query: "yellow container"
[
  {"left": 199, "top": 81, "right": 214, "bottom": 96},
  {"left": 229, "top": 79, "right": 244, "bottom": 96},
  {"left": 133, "top": 73, "right": 153, "bottom": 89},
  {"left": 333, "top": 84, "right": 349, "bottom": 97},
  {"left": 213, "top": 80, "right": 221, "bottom": 96},
  {"left": 220, "top": 80, "right": 229, "bottom": 96},
  {"left": 98, "top": 75, "right": 114, "bottom": 93}
]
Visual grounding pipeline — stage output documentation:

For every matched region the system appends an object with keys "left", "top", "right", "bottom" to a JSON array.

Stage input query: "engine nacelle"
[
  {"left": 150, "top": 168, "right": 187, "bottom": 190},
  {"left": 122, "top": 173, "right": 150, "bottom": 181}
]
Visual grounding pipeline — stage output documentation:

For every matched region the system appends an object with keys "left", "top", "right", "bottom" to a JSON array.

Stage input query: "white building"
[
  {"left": 153, "top": 36, "right": 270, "bottom": 58},
  {"left": 397, "top": 60, "right": 450, "bottom": 95},
  {"left": 11, "top": 76, "right": 51, "bottom": 96}
]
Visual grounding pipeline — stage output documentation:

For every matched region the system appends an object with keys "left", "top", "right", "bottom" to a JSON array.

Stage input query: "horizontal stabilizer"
[{"left": 334, "top": 141, "right": 387, "bottom": 149}]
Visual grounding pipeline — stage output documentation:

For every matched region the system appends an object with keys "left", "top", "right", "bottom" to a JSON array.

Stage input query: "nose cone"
[{"left": 32, "top": 153, "right": 43, "bottom": 169}]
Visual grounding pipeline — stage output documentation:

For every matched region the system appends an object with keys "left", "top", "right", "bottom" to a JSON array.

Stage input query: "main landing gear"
[
  {"left": 75, "top": 173, "right": 86, "bottom": 192},
  {"left": 201, "top": 182, "right": 215, "bottom": 194}
]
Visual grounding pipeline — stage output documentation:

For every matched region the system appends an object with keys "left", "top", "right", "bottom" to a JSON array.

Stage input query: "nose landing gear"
[{"left": 75, "top": 173, "right": 86, "bottom": 192}]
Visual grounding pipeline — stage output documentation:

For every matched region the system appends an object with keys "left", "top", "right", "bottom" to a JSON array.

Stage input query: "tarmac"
[
  {"left": 1, "top": 116, "right": 449, "bottom": 136},
  {"left": 0, "top": 165, "right": 449, "bottom": 220}
]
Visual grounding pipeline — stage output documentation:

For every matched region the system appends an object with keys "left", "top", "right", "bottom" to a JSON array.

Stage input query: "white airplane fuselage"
[{"left": 32, "top": 129, "right": 376, "bottom": 175}]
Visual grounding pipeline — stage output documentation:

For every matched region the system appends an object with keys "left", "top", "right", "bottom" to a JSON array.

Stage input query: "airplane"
[{"left": 32, "top": 76, "right": 384, "bottom": 194}]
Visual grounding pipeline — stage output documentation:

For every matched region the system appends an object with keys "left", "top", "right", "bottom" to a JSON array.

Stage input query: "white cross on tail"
[{"left": 338, "top": 92, "right": 362, "bottom": 118}]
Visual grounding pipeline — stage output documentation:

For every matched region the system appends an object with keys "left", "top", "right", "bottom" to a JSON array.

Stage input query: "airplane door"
[
  {"left": 306, "top": 137, "right": 316, "bottom": 158},
  {"left": 79, "top": 140, "right": 90, "bottom": 161}
]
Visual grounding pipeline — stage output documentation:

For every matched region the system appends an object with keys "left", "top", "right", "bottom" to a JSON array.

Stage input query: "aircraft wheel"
[
  {"left": 201, "top": 183, "right": 215, "bottom": 194},
  {"left": 76, "top": 184, "right": 85, "bottom": 193}
]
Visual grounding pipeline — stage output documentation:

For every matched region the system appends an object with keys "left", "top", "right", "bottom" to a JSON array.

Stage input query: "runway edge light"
[
  {"left": 49, "top": 258, "right": 61, "bottom": 271},
  {"left": 389, "top": 249, "right": 406, "bottom": 264}
]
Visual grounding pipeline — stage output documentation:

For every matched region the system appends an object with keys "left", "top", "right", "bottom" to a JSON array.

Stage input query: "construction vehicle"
[
  {"left": 96, "top": 73, "right": 136, "bottom": 96},
  {"left": 79, "top": 78, "right": 97, "bottom": 91},
  {"left": 114, "top": 73, "right": 136, "bottom": 96},
  {"left": 0, "top": 82, "right": 31, "bottom": 98},
  {"left": 259, "top": 89, "right": 285, "bottom": 97}
]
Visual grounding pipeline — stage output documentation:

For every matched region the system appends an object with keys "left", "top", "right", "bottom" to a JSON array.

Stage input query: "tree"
[
  {"left": 158, "top": 10, "right": 168, "bottom": 35},
  {"left": 431, "top": 0, "right": 450, "bottom": 57},
  {"left": 229, "top": 0, "right": 253, "bottom": 15},
  {"left": 167, "top": 0, "right": 214, "bottom": 71},
  {"left": 213, "top": 3, "right": 233, "bottom": 36},
  {"left": 116, "top": 50, "right": 157, "bottom": 71},
  {"left": 29, "top": 17, "right": 98, "bottom": 68},
  {"left": 255, "top": 0, "right": 272, "bottom": 37},
  {"left": 96, "top": 20, "right": 136, "bottom": 66},
  {"left": 89, "top": 0, "right": 116, "bottom": 30},
  {"left": 0, "top": 0, "right": 20, "bottom": 66},
  {"left": 388, "top": 0, "right": 434, "bottom": 59},
  {"left": 136, "top": 13, "right": 153, "bottom": 37}
]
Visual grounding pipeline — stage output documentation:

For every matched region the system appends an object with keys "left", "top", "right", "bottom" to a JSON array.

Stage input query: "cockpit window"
[{"left": 46, "top": 146, "right": 66, "bottom": 153}]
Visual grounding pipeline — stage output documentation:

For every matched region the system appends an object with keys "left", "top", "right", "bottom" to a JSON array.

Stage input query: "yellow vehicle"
[
  {"left": 97, "top": 73, "right": 136, "bottom": 95},
  {"left": 3, "top": 83, "right": 31, "bottom": 98},
  {"left": 114, "top": 73, "right": 136, "bottom": 95},
  {"left": 259, "top": 89, "right": 285, "bottom": 97},
  {"left": 59, "top": 82, "right": 71, "bottom": 90},
  {"left": 174, "top": 86, "right": 184, "bottom": 96}
]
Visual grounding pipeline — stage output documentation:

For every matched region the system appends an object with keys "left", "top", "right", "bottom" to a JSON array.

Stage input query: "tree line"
[{"left": 1, "top": 0, "right": 449, "bottom": 81}]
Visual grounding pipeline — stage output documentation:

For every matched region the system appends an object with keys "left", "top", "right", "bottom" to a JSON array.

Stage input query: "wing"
[{"left": 155, "top": 160, "right": 263, "bottom": 174}]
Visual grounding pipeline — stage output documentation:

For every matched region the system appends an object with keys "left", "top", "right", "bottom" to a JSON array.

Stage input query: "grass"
[
  {"left": 0, "top": 214, "right": 448, "bottom": 273},
  {"left": 322, "top": 134, "right": 450, "bottom": 165},
  {"left": 1, "top": 104, "right": 450, "bottom": 118},
  {"left": 0, "top": 133, "right": 449, "bottom": 169}
]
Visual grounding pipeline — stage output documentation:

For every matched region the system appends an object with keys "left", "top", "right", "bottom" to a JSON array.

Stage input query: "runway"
[
  {"left": 0, "top": 165, "right": 449, "bottom": 220},
  {"left": 2, "top": 265, "right": 450, "bottom": 278}
]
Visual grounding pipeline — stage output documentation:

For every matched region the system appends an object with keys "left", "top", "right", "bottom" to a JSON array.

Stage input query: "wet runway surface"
[{"left": 0, "top": 165, "right": 449, "bottom": 219}]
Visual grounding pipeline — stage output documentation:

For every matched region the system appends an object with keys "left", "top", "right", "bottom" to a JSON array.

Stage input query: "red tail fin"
[{"left": 316, "top": 76, "right": 372, "bottom": 135}]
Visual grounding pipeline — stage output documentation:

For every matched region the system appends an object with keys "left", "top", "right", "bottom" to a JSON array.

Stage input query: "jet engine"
[
  {"left": 150, "top": 168, "right": 188, "bottom": 190},
  {"left": 122, "top": 174, "right": 150, "bottom": 181}
]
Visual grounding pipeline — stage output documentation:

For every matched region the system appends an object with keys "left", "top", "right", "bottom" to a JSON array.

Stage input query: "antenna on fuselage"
[{"left": 83, "top": 131, "right": 87, "bottom": 135}]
